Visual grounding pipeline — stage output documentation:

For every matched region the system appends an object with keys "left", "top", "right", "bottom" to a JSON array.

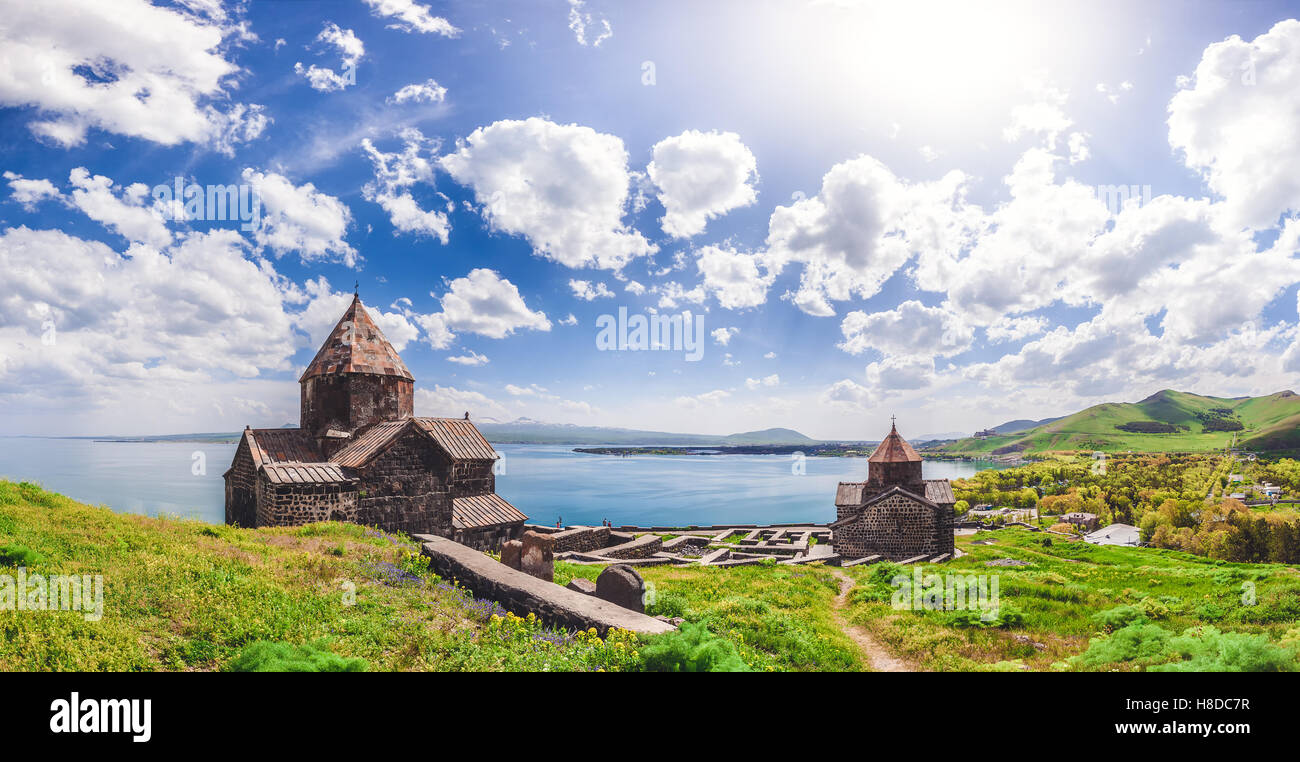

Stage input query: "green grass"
[
  {"left": 841, "top": 528, "right": 1300, "bottom": 671},
  {"left": 6, "top": 478, "right": 1296, "bottom": 672},
  {"left": 555, "top": 558, "right": 861, "bottom": 671},
  {"left": 941, "top": 389, "right": 1300, "bottom": 455},
  {"left": 0, "top": 480, "right": 643, "bottom": 672}
]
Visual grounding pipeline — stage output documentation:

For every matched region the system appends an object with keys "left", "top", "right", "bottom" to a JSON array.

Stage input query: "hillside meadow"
[
  {"left": 941, "top": 390, "right": 1300, "bottom": 455},
  {"left": 1, "top": 480, "right": 1297, "bottom": 671}
]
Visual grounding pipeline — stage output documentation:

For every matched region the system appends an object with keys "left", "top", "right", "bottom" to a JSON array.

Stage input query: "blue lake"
[{"left": 0, "top": 438, "right": 997, "bottom": 527}]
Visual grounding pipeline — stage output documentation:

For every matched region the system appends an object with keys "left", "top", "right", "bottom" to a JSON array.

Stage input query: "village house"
[
  {"left": 223, "top": 294, "right": 527, "bottom": 550},
  {"left": 830, "top": 422, "right": 956, "bottom": 561},
  {"left": 1059, "top": 511, "right": 1099, "bottom": 531}
]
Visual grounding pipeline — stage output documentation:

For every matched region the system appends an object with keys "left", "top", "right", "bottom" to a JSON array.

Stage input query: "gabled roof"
[
  {"left": 835, "top": 479, "right": 954, "bottom": 507},
  {"left": 245, "top": 428, "right": 321, "bottom": 466},
  {"left": 300, "top": 294, "right": 414, "bottom": 382},
  {"left": 836, "top": 482, "right": 868, "bottom": 507},
  {"left": 829, "top": 484, "right": 938, "bottom": 529},
  {"left": 261, "top": 463, "right": 353, "bottom": 485},
  {"left": 452, "top": 493, "right": 528, "bottom": 529},
  {"left": 868, "top": 422, "right": 922, "bottom": 463},
  {"left": 413, "top": 417, "right": 499, "bottom": 461},
  {"left": 923, "top": 479, "right": 955, "bottom": 504},
  {"left": 330, "top": 420, "right": 410, "bottom": 468}
]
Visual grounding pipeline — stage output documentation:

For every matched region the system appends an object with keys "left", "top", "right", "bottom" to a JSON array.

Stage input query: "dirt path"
[{"left": 830, "top": 569, "right": 914, "bottom": 672}]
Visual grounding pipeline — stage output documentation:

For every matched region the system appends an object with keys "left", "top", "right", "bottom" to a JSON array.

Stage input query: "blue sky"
[{"left": 2, "top": 0, "right": 1300, "bottom": 439}]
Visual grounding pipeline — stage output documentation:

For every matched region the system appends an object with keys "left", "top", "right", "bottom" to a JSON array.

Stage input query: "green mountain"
[
  {"left": 990, "top": 416, "right": 1063, "bottom": 435},
  {"left": 941, "top": 389, "right": 1300, "bottom": 455}
]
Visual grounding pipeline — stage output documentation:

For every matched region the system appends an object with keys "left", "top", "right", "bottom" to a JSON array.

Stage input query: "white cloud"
[
  {"left": 821, "top": 379, "right": 875, "bottom": 409},
  {"left": 0, "top": 226, "right": 300, "bottom": 414},
  {"left": 67, "top": 168, "right": 172, "bottom": 248},
  {"left": 3, "top": 172, "right": 62, "bottom": 210},
  {"left": 766, "top": 155, "right": 980, "bottom": 316},
  {"left": 559, "top": 399, "right": 599, "bottom": 416},
  {"left": 624, "top": 280, "right": 646, "bottom": 295},
  {"left": 0, "top": 0, "right": 267, "bottom": 153},
  {"left": 1003, "top": 78, "right": 1072, "bottom": 149},
  {"left": 363, "top": 0, "right": 459, "bottom": 36},
  {"left": 711, "top": 327, "right": 738, "bottom": 346},
  {"left": 651, "top": 281, "right": 707, "bottom": 309},
  {"left": 294, "top": 22, "right": 364, "bottom": 92},
  {"left": 389, "top": 79, "right": 447, "bottom": 105},
  {"left": 447, "top": 349, "right": 489, "bottom": 366},
  {"left": 410, "top": 269, "right": 550, "bottom": 349},
  {"left": 647, "top": 130, "right": 758, "bottom": 238},
  {"left": 361, "top": 129, "right": 449, "bottom": 243},
  {"left": 986, "top": 315, "right": 1049, "bottom": 343},
  {"left": 440, "top": 117, "right": 655, "bottom": 270},
  {"left": 745, "top": 374, "right": 779, "bottom": 390},
  {"left": 1067, "top": 131, "right": 1090, "bottom": 164},
  {"left": 1168, "top": 19, "right": 1300, "bottom": 228},
  {"left": 568, "top": 279, "right": 615, "bottom": 301},
  {"left": 567, "top": 0, "right": 612, "bottom": 47},
  {"left": 838, "top": 300, "right": 972, "bottom": 359},
  {"left": 559, "top": 313, "right": 578, "bottom": 326},
  {"left": 242, "top": 168, "right": 356, "bottom": 266},
  {"left": 696, "top": 245, "right": 776, "bottom": 309},
  {"left": 674, "top": 389, "right": 730, "bottom": 408},
  {"left": 415, "top": 385, "right": 509, "bottom": 420},
  {"left": 865, "top": 355, "right": 935, "bottom": 391}
]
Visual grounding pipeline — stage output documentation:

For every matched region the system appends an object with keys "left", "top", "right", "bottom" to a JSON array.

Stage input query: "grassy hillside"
[
  {"left": 942, "top": 390, "right": 1300, "bottom": 455},
  {"left": 843, "top": 528, "right": 1300, "bottom": 671},
  {"left": 3, "top": 479, "right": 1296, "bottom": 672}
]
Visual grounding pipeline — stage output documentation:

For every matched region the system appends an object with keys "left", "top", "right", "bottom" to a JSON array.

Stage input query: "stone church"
[
  {"left": 830, "top": 422, "right": 955, "bottom": 561},
  {"left": 223, "top": 294, "right": 527, "bottom": 550}
]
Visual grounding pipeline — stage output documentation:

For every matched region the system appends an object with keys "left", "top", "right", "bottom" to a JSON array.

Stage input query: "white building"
[{"left": 1084, "top": 523, "right": 1141, "bottom": 547}]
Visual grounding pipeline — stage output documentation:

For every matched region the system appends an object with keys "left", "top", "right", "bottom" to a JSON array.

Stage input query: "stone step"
[{"left": 842, "top": 554, "right": 883, "bottom": 567}]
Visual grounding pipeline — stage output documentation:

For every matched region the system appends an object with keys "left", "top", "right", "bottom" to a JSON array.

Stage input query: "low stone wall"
[
  {"left": 415, "top": 534, "right": 674, "bottom": 636},
  {"left": 600, "top": 534, "right": 663, "bottom": 559},
  {"left": 551, "top": 525, "right": 611, "bottom": 554}
]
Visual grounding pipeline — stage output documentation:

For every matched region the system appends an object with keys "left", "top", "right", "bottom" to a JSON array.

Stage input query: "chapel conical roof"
[
  {"left": 299, "top": 294, "right": 414, "bottom": 382},
  {"left": 867, "top": 421, "right": 922, "bottom": 463}
]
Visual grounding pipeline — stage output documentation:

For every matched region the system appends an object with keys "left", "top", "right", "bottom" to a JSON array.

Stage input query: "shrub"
[
  {"left": 1149, "top": 627, "right": 1298, "bottom": 672},
  {"left": 1071, "top": 623, "right": 1174, "bottom": 668},
  {"left": 638, "top": 623, "right": 750, "bottom": 672},
  {"left": 945, "top": 602, "right": 1025, "bottom": 629},
  {"left": 224, "top": 640, "right": 369, "bottom": 672},
  {"left": 0, "top": 543, "right": 45, "bottom": 567},
  {"left": 1091, "top": 604, "right": 1148, "bottom": 631}
]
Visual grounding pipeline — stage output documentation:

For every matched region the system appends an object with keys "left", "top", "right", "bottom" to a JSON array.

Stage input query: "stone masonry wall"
[
  {"left": 224, "top": 439, "right": 257, "bottom": 527},
  {"left": 300, "top": 373, "right": 413, "bottom": 439},
  {"left": 454, "top": 522, "right": 525, "bottom": 552},
  {"left": 551, "top": 526, "right": 611, "bottom": 553},
  {"left": 353, "top": 428, "right": 452, "bottom": 535},
  {"left": 835, "top": 492, "right": 955, "bottom": 561},
  {"left": 254, "top": 478, "right": 358, "bottom": 527}
]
